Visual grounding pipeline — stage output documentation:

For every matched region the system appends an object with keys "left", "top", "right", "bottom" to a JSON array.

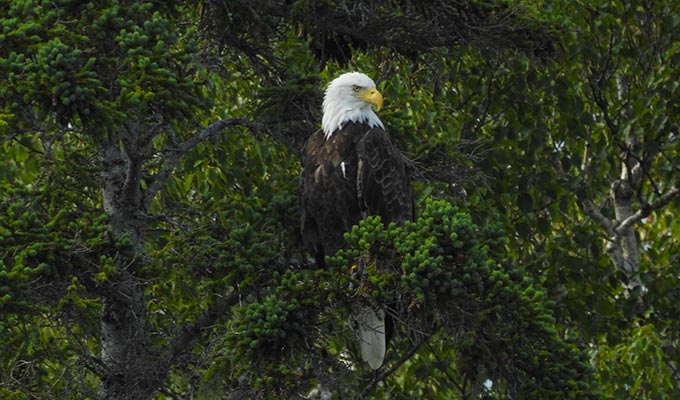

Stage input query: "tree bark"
[
  {"left": 609, "top": 178, "right": 642, "bottom": 290},
  {"left": 95, "top": 120, "right": 258, "bottom": 398},
  {"left": 581, "top": 73, "right": 644, "bottom": 294},
  {"left": 98, "top": 273, "right": 153, "bottom": 399},
  {"left": 98, "top": 140, "right": 155, "bottom": 399}
]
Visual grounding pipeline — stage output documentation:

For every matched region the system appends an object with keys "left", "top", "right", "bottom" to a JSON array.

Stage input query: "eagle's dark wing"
[
  {"left": 300, "top": 126, "right": 363, "bottom": 265},
  {"left": 300, "top": 123, "right": 413, "bottom": 268},
  {"left": 354, "top": 128, "right": 412, "bottom": 370},
  {"left": 301, "top": 124, "right": 411, "bottom": 370},
  {"left": 356, "top": 128, "right": 414, "bottom": 224}
]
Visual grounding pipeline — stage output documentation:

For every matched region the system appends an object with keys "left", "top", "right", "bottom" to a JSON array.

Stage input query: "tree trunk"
[
  {"left": 582, "top": 73, "right": 643, "bottom": 295},
  {"left": 98, "top": 141, "right": 156, "bottom": 399},
  {"left": 98, "top": 274, "right": 152, "bottom": 399},
  {"left": 608, "top": 176, "right": 642, "bottom": 291},
  {"left": 93, "top": 120, "right": 251, "bottom": 398}
]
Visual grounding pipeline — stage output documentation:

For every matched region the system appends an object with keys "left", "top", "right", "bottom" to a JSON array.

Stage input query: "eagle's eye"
[{"left": 352, "top": 85, "right": 361, "bottom": 92}]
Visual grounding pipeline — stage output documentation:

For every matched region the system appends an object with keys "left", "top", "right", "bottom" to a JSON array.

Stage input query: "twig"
[
  {"left": 423, "top": 340, "right": 467, "bottom": 394},
  {"left": 616, "top": 185, "right": 680, "bottom": 234},
  {"left": 581, "top": 199, "right": 616, "bottom": 237},
  {"left": 144, "top": 118, "right": 267, "bottom": 207},
  {"left": 164, "top": 290, "right": 241, "bottom": 364}
]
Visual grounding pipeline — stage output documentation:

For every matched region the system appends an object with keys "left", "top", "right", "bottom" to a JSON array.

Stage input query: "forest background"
[{"left": 1, "top": 0, "right": 679, "bottom": 398}]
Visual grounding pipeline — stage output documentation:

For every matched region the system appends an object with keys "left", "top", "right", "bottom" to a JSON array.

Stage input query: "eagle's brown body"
[
  {"left": 299, "top": 72, "right": 412, "bottom": 370},
  {"left": 300, "top": 121, "right": 413, "bottom": 266}
]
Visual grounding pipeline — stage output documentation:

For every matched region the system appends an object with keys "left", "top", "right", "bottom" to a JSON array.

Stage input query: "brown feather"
[{"left": 300, "top": 121, "right": 412, "bottom": 266}]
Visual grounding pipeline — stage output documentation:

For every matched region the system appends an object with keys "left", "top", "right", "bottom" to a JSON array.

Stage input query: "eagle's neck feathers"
[
  {"left": 321, "top": 73, "right": 384, "bottom": 139},
  {"left": 322, "top": 104, "right": 383, "bottom": 140}
]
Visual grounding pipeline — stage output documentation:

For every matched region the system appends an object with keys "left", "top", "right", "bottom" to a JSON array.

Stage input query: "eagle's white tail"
[{"left": 353, "top": 306, "right": 386, "bottom": 370}]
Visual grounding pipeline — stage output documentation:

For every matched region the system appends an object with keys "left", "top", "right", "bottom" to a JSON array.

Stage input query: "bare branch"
[
  {"left": 358, "top": 341, "right": 423, "bottom": 398},
  {"left": 144, "top": 118, "right": 267, "bottom": 206},
  {"left": 581, "top": 199, "right": 616, "bottom": 237},
  {"left": 165, "top": 290, "right": 241, "bottom": 364}
]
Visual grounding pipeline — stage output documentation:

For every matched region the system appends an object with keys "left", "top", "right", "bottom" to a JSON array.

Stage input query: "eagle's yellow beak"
[{"left": 358, "top": 87, "right": 383, "bottom": 112}]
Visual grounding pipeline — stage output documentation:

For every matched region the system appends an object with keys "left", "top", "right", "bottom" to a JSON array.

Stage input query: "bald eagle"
[{"left": 300, "top": 72, "right": 413, "bottom": 369}]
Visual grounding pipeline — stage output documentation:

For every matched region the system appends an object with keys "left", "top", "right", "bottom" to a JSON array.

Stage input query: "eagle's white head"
[{"left": 321, "top": 72, "right": 384, "bottom": 139}]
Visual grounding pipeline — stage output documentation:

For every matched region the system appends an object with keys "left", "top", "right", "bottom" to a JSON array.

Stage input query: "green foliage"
[
  {"left": 334, "top": 200, "right": 599, "bottom": 398},
  {"left": 1, "top": 0, "right": 679, "bottom": 398},
  {"left": 222, "top": 268, "right": 330, "bottom": 396},
  {"left": 0, "top": 190, "right": 122, "bottom": 315},
  {"left": 0, "top": 1, "right": 210, "bottom": 396},
  {"left": 595, "top": 324, "right": 675, "bottom": 399},
  {"left": 0, "top": 188, "right": 120, "bottom": 396},
  {"left": 0, "top": 0, "right": 205, "bottom": 132},
  {"left": 205, "top": 199, "right": 597, "bottom": 397}
]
